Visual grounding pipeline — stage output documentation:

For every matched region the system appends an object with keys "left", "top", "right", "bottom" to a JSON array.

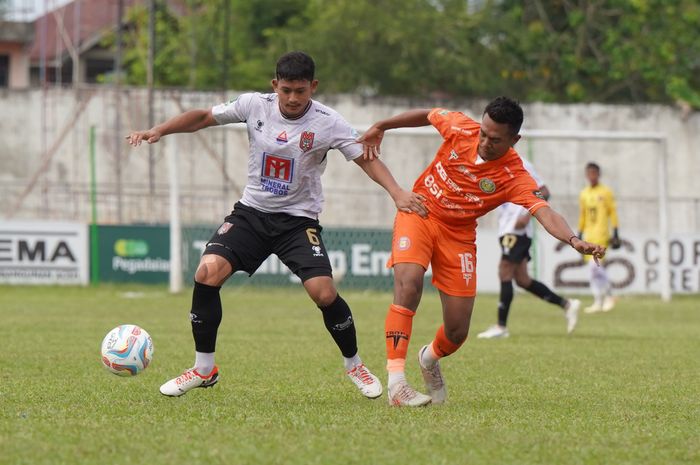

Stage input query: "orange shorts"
[{"left": 387, "top": 212, "right": 477, "bottom": 297}]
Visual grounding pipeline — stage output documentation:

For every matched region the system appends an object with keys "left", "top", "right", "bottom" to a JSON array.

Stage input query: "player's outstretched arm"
[
  {"left": 357, "top": 109, "right": 432, "bottom": 160},
  {"left": 125, "top": 108, "right": 219, "bottom": 146},
  {"left": 533, "top": 206, "right": 606, "bottom": 263},
  {"left": 353, "top": 157, "right": 428, "bottom": 218}
]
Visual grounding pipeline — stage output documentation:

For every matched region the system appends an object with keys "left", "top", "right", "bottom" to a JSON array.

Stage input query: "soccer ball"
[{"left": 100, "top": 324, "right": 154, "bottom": 376}]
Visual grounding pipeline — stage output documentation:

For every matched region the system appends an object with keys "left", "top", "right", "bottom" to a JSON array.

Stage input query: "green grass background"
[{"left": 1, "top": 285, "right": 698, "bottom": 465}]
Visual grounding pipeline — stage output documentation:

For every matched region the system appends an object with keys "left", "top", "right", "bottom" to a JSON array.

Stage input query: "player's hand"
[
  {"left": 356, "top": 124, "right": 384, "bottom": 161},
  {"left": 126, "top": 129, "right": 162, "bottom": 146},
  {"left": 610, "top": 236, "right": 622, "bottom": 249},
  {"left": 571, "top": 237, "right": 606, "bottom": 265},
  {"left": 394, "top": 190, "right": 428, "bottom": 218}
]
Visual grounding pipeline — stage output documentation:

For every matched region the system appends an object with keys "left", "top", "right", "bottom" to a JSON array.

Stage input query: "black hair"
[
  {"left": 586, "top": 162, "right": 601, "bottom": 172},
  {"left": 483, "top": 96, "right": 524, "bottom": 135},
  {"left": 276, "top": 51, "right": 315, "bottom": 82}
]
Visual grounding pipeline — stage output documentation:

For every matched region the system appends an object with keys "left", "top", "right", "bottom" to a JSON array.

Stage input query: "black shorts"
[
  {"left": 203, "top": 202, "right": 332, "bottom": 282},
  {"left": 499, "top": 234, "right": 532, "bottom": 263}
]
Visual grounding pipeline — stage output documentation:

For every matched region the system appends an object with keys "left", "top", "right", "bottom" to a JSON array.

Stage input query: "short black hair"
[
  {"left": 586, "top": 162, "right": 601, "bottom": 172},
  {"left": 276, "top": 51, "right": 315, "bottom": 82},
  {"left": 483, "top": 96, "right": 524, "bottom": 135}
]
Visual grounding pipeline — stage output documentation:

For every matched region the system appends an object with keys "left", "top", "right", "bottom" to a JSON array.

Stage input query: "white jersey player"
[
  {"left": 126, "top": 52, "right": 427, "bottom": 399},
  {"left": 478, "top": 156, "right": 581, "bottom": 339}
]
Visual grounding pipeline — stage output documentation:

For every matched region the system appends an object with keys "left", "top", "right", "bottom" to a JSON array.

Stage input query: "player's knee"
[
  {"left": 305, "top": 277, "right": 337, "bottom": 307},
  {"left": 445, "top": 325, "right": 469, "bottom": 345},
  {"left": 312, "top": 287, "right": 337, "bottom": 307},
  {"left": 194, "top": 255, "right": 231, "bottom": 287},
  {"left": 514, "top": 275, "right": 532, "bottom": 288},
  {"left": 394, "top": 278, "right": 422, "bottom": 309}
]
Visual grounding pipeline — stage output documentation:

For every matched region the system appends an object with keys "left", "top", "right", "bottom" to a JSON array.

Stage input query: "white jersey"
[
  {"left": 497, "top": 157, "right": 545, "bottom": 237},
  {"left": 211, "top": 92, "right": 363, "bottom": 219}
]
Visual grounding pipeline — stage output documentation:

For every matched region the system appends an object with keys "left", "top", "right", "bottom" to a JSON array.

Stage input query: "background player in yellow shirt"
[{"left": 578, "top": 162, "right": 621, "bottom": 313}]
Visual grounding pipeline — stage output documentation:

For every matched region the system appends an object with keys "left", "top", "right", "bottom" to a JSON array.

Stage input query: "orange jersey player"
[{"left": 358, "top": 97, "right": 605, "bottom": 407}]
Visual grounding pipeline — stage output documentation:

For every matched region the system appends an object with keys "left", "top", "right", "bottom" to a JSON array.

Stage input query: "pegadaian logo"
[
  {"left": 114, "top": 239, "right": 148, "bottom": 257},
  {"left": 478, "top": 178, "right": 496, "bottom": 194}
]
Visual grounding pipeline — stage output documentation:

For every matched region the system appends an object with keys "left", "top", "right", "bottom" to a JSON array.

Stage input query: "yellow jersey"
[{"left": 578, "top": 183, "right": 618, "bottom": 247}]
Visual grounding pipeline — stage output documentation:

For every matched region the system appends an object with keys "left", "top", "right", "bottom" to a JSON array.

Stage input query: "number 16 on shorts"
[{"left": 458, "top": 252, "right": 474, "bottom": 286}]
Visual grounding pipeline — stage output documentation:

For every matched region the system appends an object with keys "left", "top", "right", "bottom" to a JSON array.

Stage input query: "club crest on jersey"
[
  {"left": 300, "top": 131, "right": 315, "bottom": 152},
  {"left": 479, "top": 178, "right": 496, "bottom": 193},
  {"left": 398, "top": 236, "right": 411, "bottom": 251},
  {"left": 276, "top": 131, "right": 288, "bottom": 144}
]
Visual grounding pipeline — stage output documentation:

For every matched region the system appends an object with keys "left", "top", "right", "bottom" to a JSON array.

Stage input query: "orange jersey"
[{"left": 413, "top": 108, "right": 549, "bottom": 238}]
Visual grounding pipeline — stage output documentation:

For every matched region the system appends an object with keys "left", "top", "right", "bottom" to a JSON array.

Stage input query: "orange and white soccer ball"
[{"left": 100, "top": 324, "right": 154, "bottom": 376}]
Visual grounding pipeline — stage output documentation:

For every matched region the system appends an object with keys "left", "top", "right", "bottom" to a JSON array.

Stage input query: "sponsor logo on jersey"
[
  {"left": 315, "top": 108, "right": 330, "bottom": 116},
  {"left": 300, "top": 131, "right": 315, "bottom": 152},
  {"left": 451, "top": 126, "right": 474, "bottom": 136},
  {"left": 217, "top": 222, "right": 233, "bottom": 235},
  {"left": 398, "top": 236, "right": 411, "bottom": 251},
  {"left": 464, "top": 193, "right": 484, "bottom": 206},
  {"left": 276, "top": 131, "right": 288, "bottom": 144},
  {"left": 456, "top": 164, "right": 477, "bottom": 181},
  {"left": 479, "top": 178, "right": 496, "bottom": 193},
  {"left": 533, "top": 190, "right": 546, "bottom": 200},
  {"left": 261, "top": 153, "right": 294, "bottom": 196}
]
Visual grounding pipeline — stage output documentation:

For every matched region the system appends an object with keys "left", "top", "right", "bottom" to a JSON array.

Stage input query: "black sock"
[
  {"left": 498, "top": 281, "right": 514, "bottom": 327},
  {"left": 525, "top": 280, "right": 566, "bottom": 308},
  {"left": 319, "top": 294, "right": 358, "bottom": 358},
  {"left": 190, "top": 281, "right": 223, "bottom": 353}
]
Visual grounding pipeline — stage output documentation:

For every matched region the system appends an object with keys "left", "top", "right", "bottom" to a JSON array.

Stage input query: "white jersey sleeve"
[
  {"left": 330, "top": 116, "right": 363, "bottom": 161},
  {"left": 211, "top": 93, "right": 256, "bottom": 125},
  {"left": 521, "top": 157, "right": 545, "bottom": 188},
  {"left": 497, "top": 157, "right": 545, "bottom": 237}
]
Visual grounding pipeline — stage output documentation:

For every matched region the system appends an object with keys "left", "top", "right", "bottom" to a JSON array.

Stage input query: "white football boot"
[
  {"left": 477, "top": 325, "right": 510, "bottom": 339},
  {"left": 602, "top": 296, "right": 616, "bottom": 312},
  {"left": 418, "top": 345, "right": 447, "bottom": 404},
  {"left": 346, "top": 364, "right": 383, "bottom": 399},
  {"left": 387, "top": 380, "right": 432, "bottom": 407},
  {"left": 584, "top": 302, "right": 603, "bottom": 314},
  {"left": 159, "top": 366, "right": 219, "bottom": 397},
  {"left": 565, "top": 299, "right": 581, "bottom": 334}
]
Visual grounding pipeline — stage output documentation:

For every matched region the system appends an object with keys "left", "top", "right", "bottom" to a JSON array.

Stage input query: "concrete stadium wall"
[{"left": 1, "top": 87, "right": 698, "bottom": 233}]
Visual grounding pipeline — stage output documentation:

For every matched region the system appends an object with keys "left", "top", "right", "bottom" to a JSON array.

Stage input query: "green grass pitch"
[{"left": 1, "top": 285, "right": 698, "bottom": 465}]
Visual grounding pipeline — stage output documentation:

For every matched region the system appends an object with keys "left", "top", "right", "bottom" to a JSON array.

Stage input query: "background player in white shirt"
[
  {"left": 477, "top": 157, "right": 581, "bottom": 339},
  {"left": 126, "top": 51, "right": 427, "bottom": 399}
]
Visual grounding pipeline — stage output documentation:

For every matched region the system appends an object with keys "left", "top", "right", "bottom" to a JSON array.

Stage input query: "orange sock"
[
  {"left": 385, "top": 304, "right": 415, "bottom": 373},
  {"left": 430, "top": 324, "right": 464, "bottom": 359}
]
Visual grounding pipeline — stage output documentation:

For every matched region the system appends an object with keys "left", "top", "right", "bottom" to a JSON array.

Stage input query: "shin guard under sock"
[
  {"left": 190, "top": 281, "right": 223, "bottom": 353},
  {"left": 319, "top": 294, "right": 358, "bottom": 358}
]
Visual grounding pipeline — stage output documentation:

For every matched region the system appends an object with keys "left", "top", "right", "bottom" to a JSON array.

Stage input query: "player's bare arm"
[
  {"left": 353, "top": 157, "right": 428, "bottom": 218},
  {"left": 533, "top": 206, "right": 606, "bottom": 262},
  {"left": 357, "top": 109, "right": 432, "bottom": 160},
  {"left": 126, "top": 108, "right": 219, "bottom": 146}
]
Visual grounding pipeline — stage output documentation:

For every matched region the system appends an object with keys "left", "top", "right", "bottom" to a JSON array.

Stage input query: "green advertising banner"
[
  {"left": 96, "top": 225, "right": 170, "bottom": 283},
  {"left": 181, "top": 225, "right": 429, "bottom": 291},
  {"left": 94, "top": 224, "right": 430, "bottom": 289}
]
